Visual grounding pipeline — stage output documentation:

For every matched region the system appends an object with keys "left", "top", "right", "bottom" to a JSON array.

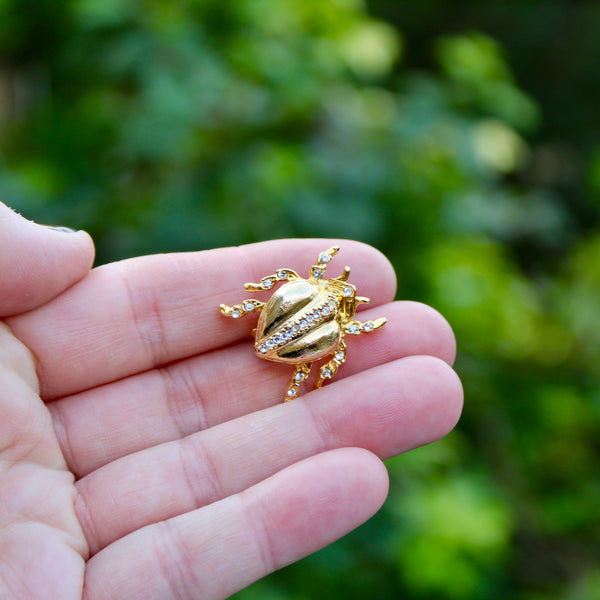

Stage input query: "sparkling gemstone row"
[{"left": 258, "top": 299, "right": 338, "bottom": 354}]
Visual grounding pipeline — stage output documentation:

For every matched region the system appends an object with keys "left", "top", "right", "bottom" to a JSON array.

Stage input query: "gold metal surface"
[{"left": 219, "top": 246, "right": 386, "bottom": 401}]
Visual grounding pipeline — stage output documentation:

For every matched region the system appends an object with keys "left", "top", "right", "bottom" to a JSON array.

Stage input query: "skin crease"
[{"left": 0, "top": 204, "right": 463, "bottom": 600}]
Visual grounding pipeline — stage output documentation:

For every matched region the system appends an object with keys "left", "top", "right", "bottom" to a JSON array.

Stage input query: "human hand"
[{"left": 0, "top": 205, "right": 462, "bottom": 599}]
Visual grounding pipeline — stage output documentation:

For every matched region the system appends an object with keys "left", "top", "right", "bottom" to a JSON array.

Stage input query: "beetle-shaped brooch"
[{"left": 219, "top": 246, "right": 386, "bottom": 401}]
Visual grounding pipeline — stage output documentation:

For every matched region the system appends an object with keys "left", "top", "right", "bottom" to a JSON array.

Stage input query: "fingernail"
[{"left": 44, "top": 225, "right": 79, "bottom": 233}]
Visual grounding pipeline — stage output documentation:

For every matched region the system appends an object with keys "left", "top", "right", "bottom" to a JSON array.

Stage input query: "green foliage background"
[{"left": 1, "top": 1, "right": 600, "bottom": 598}]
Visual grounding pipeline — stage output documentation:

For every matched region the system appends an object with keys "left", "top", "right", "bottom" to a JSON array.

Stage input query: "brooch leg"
[
  {"left": 308, "top": 246, "right": 340, "bottom": 281},
  {"left": 284, "top": 363, "right": 312, "bottom": 401},
  {"left": 243, "top": 269, "right": 299, "bottom": 292},
  {"left": 343, "top": 317, "right": 387, "bottom": 336},
  {"left": 219, "top": 300, "right": 265, "bottom": 319},
  {"left": 316, "top": 339, "right": 347, "bottom": 388}
]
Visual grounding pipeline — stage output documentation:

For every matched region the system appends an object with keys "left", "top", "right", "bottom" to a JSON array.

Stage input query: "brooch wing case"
[{"left": 219, "top": 246, "right": 386, "bottom": 401}]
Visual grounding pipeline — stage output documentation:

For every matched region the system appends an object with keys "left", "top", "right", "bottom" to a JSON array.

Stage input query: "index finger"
[{"left": 7, "top": 239, "right": 396, "bottom": 399}]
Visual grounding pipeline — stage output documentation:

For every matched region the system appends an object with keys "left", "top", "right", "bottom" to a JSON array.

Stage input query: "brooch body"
[{"left": 219, "top": 246, "right": 386, "bottom": 401}]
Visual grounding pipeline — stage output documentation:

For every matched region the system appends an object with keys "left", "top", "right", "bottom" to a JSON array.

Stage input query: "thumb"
[{"left": 0, "top": 203, "right": 95, "bottom": 316}]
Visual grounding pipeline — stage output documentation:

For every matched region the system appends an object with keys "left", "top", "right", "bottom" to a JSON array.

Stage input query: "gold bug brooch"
[{"left": 219, "top": 246, "right": 386, "bottom": 401}]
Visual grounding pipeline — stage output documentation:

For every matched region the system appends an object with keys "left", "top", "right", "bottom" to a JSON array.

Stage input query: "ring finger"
[{"left": 75, "top": 354, "right": 463, "bottom": 555}]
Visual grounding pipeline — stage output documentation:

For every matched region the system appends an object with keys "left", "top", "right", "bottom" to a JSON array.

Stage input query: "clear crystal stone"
[
  {"left": 363, "top": 321, "right": 374, "bottom": 332},
  {"left": 313, "top": 268, "right": 323, "bottom": 279},
  {"left": 244, "top": 302, "right": 255, "bottom": 312},
  {"left": 284, "top": 330, "right": 293, "bottom": 341},
  {"left": 348, "top": 324, "right": 360, "bottom": 335},
  {"left": 273, "top": 334, "right": 283, "bottom": 345},
  {"left": 335, "top": 351, "right": 345, "bottom": 361},
  {"left": 343, "top": 287, "right": 353, "bottom": 297},
  {"left": 277, "top": 270, "right": 287, "bottom": 280},
  {"left": 321, "top": 367, "right": 332, "bottom": 379},
  {"left": 321, "top": 305, "right": 330, "bottom": 316},
  {"left": 328, "top": 301, "right": 337, "bottom": 311},
  {"left": 258, "top": 344, "right": 268, "bottom": 354},
  {"left": 311, "top": 310, "right": 320, "bottom": 321},
  {"left": 266, "top": 339, "right": 275, "bottom": 348},
  {"left": 306, "top": 314, "right": 314, "bottom": 324},
  {"left": 291, "top": 324, "right": 300, "bottom": 334},
  {"left": 263, "top": 279, "right": 273, "bottom": 289},
  {"left": 319, "top": 253, "right": 331, "bottom": 263},
  {"left": 287, "top": 388, "right": 297, "bottom": 397},
  {"left": 231, "top": 310, "right": 241, "bottom": 318},
  {"left": 300, "top": 319, "right": 308, "bottom": 329},
  {"left": 294, "top": 372, "right": 305, "bottom": 383}
]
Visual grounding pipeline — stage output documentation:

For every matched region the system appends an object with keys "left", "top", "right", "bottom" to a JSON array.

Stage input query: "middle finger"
[{"left": 51, "top": 301, "right": 456, "bottom": 477}]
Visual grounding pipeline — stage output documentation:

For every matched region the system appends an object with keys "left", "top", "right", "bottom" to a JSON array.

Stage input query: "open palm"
[{"left": 0, "top": 208, "right": 462, "bottom": 599}]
